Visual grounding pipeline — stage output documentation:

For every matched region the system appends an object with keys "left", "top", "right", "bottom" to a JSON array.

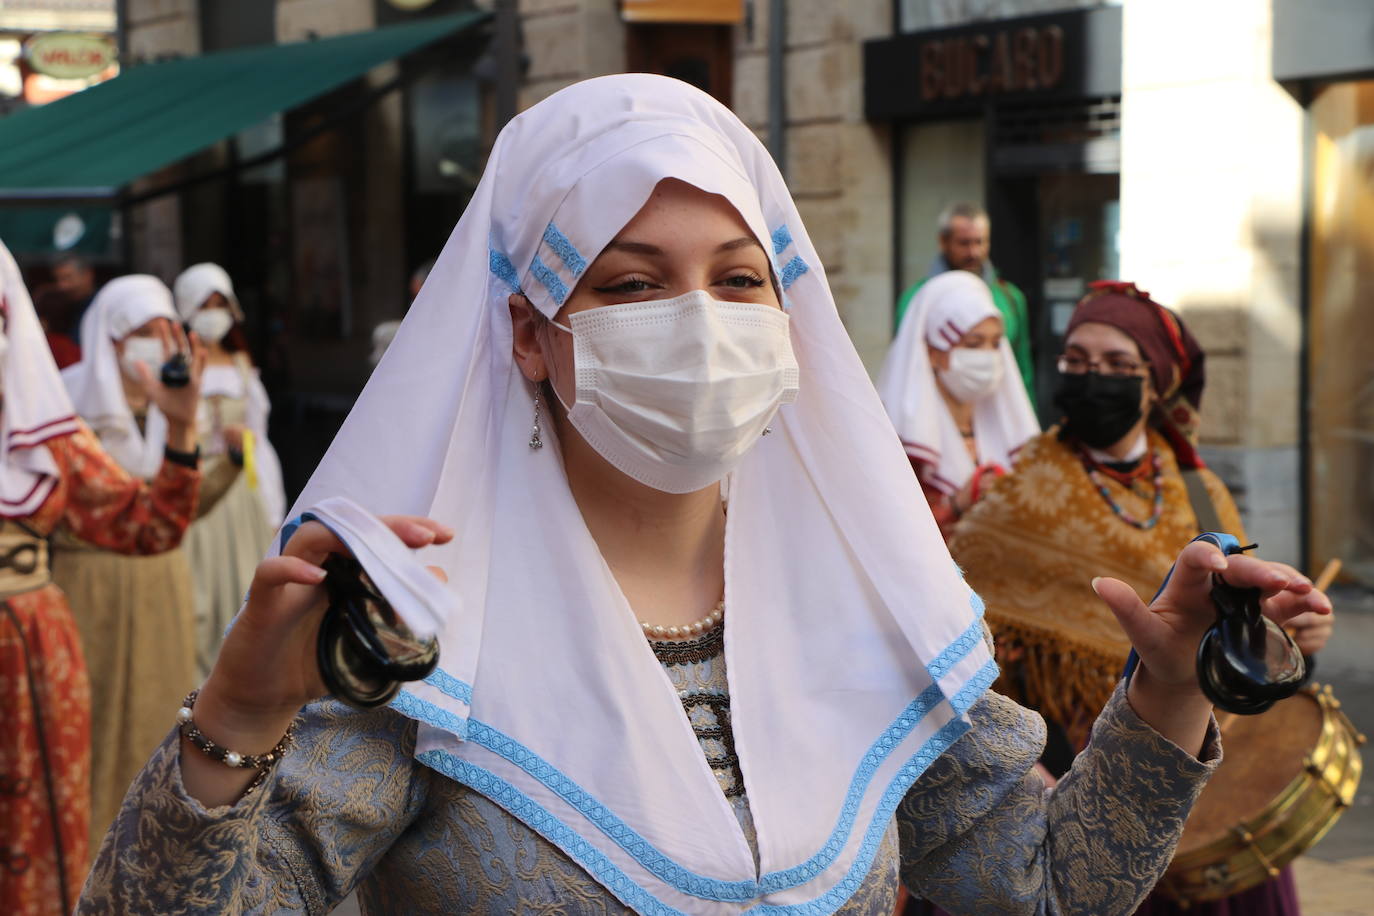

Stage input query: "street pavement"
[{"left": 1292, "top": 586, "right": 1374, "bottom": 915}]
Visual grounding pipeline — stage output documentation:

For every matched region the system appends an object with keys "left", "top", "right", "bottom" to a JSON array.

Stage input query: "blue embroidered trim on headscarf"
[
  {"left": 780, "top": 255, "right": 809, "bottom": 290},
  {"left": 771, "top": 224, "right": 793, "bottom": 256},
  {"left": 424, "top": 667, "right": 473, "bottom": 704},
  {"left": 416, "top": 673, "right": 990, "bottom": 914},
  {"left": 398, "top": 619, "right": 995, "bottom": 904},
  {"left": 530, "top": 254, "right": 570, "bottom": 306},
  {"left": 543, "top": 222, "right": 588, "bottom": 278},
  {"left": 393, "top": 690, "right": 469, "bottom": 740},
  {"left": 489, "top": 248, "right": 521, "bottom": 293}
]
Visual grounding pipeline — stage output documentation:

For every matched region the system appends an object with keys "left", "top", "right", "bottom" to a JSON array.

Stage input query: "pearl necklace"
[{"left": 641, "top": 600, "right": 725, "bottom": 640}]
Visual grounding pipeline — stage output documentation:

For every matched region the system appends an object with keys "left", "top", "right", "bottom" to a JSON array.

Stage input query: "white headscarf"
[
  {"left": 61, "top": 275, "right": 177, "bottom": 479},
  {"left": 877, "top": 271, "right": 1039, "bottom": 495},
  {"left": 172, "top": 262, "right": 244, "bottom": 322},
  {"left": 0, "top": 238, "right": 80, "bottom": 518},
  {"left": 286, "top": 75, "right": 995, "bottom": 913},
  {"left": 172, "top": 261, "right": 285, "bottom": 526}
]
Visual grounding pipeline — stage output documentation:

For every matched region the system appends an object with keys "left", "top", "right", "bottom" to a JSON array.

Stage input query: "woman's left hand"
[
  {"left": 1095, "top": 540, "right": 1331, "bottom": 691},
  {"left": 134, "top": 322, "right": 206, "bottom": 428}
]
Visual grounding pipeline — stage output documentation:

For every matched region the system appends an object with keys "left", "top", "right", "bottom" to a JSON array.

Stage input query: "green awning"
[
  {"left": 0, "top": 11, "right": 488, "bottom": 196},
  {"left": 0, "top": 206, "right": 115, "bottom": 256}
]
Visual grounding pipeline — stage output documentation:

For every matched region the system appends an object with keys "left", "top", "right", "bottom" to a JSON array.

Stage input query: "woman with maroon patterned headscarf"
[{"left": 949, "top": 281, "right": 1332, "bottom": 915}]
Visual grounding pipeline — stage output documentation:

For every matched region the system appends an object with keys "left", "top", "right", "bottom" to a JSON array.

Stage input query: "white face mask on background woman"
[
  {"left": 119, "top": 335, "right": 165, "bottom": 382},
  {"left": 189, "top": 308, "right": 234, "bottom": 344},
  {"left": 548, "top": 288, "right": 800, "bottom": 494},
  {"left": 937, "top": 347, "right": 1004, "bottom": 404}
]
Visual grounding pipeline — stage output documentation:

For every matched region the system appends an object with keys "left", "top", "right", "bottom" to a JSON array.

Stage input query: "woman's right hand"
[{"left": 183, "top": 515, "right": 452, "bottom": 806}]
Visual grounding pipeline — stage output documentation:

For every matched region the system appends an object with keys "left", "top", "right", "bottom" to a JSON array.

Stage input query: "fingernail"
[
  {"left": 1210, "top": 555, "right": 1228, "bottom": 572},
  {"left": 307, "top": 565, "right": 327, "bottom": 583},
  {"left": 1090, "top": 577, "right": 1104, "bottom": 595},
  {"left": 438, "top": 523, "right": 456, "bottom": 538}
]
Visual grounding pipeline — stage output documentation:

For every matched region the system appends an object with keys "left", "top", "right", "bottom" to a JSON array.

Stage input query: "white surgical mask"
[
  {"left": 548, "top": 289, "right": 799, "bottom": 493},
  {"left": 189, "top": 308, "right": 234, "bottom": 344},
  {"left": 937, "top": 346, "right": 1003, "bottom": 403},
  {"left": 119, "top": 336, "right": 165, "bottom": 382}
]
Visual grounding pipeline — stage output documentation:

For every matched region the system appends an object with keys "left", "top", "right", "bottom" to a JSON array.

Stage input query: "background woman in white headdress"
[
  {"left": 82, "top": 77, "right": 1327, "bottom": 915},
  {"left": 0, "top": 243, "right": 204, "bottom": 916},
  {"left": 172, "top": 263, "right": 286, "bottom": 677},
  {"left": 878, "top": 270, "right": 1039, "bottom": 540},
  {"left": 54, "top": 275, "right": 202, "bottom": 852}
]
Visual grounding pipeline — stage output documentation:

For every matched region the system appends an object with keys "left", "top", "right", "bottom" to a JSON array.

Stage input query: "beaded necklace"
[
  {"left": 1079, "top": 447, "right": 1165, "bottom": 530},
  {"left": 640, "top": 600, "right": 724, "bottom": 640}
]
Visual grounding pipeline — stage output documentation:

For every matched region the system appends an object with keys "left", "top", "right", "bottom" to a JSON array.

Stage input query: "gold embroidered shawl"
[{"left": 948, "top": 427, "right": 1243, "bottom": 745}]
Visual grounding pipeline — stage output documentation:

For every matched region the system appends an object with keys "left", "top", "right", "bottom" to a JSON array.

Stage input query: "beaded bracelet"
[{"left": 177, "top": 689, "right": 296, "bottom": 796}]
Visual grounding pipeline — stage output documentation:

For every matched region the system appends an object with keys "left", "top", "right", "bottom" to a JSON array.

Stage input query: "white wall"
[{"left": 1119, "top": 0, "right": 1304, "bottom": 564}]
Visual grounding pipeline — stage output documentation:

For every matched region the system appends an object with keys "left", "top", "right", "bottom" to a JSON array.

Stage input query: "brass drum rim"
[{"left": 1159, "top": 684, "right": 1365, "bottom": 904}]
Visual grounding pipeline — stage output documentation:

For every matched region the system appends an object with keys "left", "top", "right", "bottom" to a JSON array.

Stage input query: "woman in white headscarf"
[
  {"left": 54, "top": 275, "right": 201, "bottom": 851},
  {"left": 0, "top": 245, "right": 204, "bottom": 916},
  {"left": 878, "top": 271, "right": 1039, "bottom": 540},
  {"left": 82, "top": 76, "right": 1327, "bottom": 915},
  {"left": 172, "top": 263, "right": 286, "bottom": 677}
]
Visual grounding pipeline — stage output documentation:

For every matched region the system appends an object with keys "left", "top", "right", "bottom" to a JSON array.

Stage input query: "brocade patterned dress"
[
  {"left": 1, "top": 424, "right": 199, "bottom": 916},
  {"left": 82, "top": 621, "right": 1222, "bottom": 915}
]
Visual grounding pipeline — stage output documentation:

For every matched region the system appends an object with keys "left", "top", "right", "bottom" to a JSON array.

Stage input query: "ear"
[
  {"left": 509, "top": 293, "right": 547, "bottom": 382},
  {"left": 1142, "top": 373, "right": 1159, "bottom": 410},
  {"left": 927, "top": 345, "right": 951, "bottom": 372}
]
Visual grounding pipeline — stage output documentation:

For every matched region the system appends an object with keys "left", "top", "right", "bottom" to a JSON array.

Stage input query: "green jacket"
[{"left": 894, "top": 269, "right": 1036, "bottom": 407}]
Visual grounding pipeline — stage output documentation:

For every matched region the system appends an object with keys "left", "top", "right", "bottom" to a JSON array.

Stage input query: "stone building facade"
[{"left": 112, "top": 0, "right": 1364, "bottom": 573}]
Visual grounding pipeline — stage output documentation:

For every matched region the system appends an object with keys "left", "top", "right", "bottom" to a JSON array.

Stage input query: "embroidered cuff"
[
  {"left": 162, "top": 728, "right": 282, "bottom": 819},
  {"left": 1092, "top": 678, "right": 1222, "bottom": 778}
]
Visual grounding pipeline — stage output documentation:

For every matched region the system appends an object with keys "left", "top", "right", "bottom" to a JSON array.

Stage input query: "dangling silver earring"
[{"left": 529, "top": 384, "right": 544, "bottom": 450}]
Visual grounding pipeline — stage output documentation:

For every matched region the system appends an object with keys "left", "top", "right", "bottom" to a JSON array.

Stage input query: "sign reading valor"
[
  {"left": 25, "top": 33, "right": 116, "bottom": 80},
  {"left": 920, "top": 24, "right": 1064, "bottom": 101}
]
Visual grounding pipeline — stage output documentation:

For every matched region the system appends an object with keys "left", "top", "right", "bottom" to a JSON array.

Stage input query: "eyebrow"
[
  {"left": 604, "top": 236, "right": 761, "bottom": 256},
  {"left": 1065, "top": 344, "right": 1138, "bottom": 359},
  {"left": 716, "top": 236, "right": 760, "bottom": 252}
]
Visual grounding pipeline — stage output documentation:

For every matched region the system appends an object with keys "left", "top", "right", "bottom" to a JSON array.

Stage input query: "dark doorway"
[{"left": 625, "top": 23, "right": 733, "bottom": 106}]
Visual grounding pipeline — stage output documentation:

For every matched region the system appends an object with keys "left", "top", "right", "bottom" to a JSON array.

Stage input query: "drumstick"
[{"left": 1313, "top": 559, "right": 1342, "bottom": 593}]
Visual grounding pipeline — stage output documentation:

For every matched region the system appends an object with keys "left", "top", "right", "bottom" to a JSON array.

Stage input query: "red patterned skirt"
[{"left": 1, "top": 584, "right": 91, "bottom": 916}]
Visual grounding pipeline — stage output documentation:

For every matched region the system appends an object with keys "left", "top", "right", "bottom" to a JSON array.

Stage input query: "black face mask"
[{"left": 1053, "top": 371, "right": 1144, "bottom": 450}]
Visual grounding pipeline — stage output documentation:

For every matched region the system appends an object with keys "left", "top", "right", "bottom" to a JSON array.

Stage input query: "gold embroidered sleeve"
[
  {"left": 78, "top": 700, "right": 427, "bottom": 915},
  {"left": 897, "top": 680, "right": 1221, "bottom": 915}
]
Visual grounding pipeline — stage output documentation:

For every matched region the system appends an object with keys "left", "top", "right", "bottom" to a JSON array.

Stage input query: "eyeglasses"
[{"left": 1056, "top": 354, "right": 1149, "bottom": 377}]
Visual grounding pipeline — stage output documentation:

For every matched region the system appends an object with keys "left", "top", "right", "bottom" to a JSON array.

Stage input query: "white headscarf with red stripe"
[
  {"left": 877, "top": 270, "right": 1038, "bottom": 495},
  {"left": 0, "top": 238, "right": 80, "bottom": 518},
  {"left": 61, "top": 275, "right": 178, "bottom": 479}
]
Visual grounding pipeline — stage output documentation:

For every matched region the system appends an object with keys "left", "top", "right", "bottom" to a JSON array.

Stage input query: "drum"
[{"left": 1156, "top": 684, "right": 1365, "bottom": 904}]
